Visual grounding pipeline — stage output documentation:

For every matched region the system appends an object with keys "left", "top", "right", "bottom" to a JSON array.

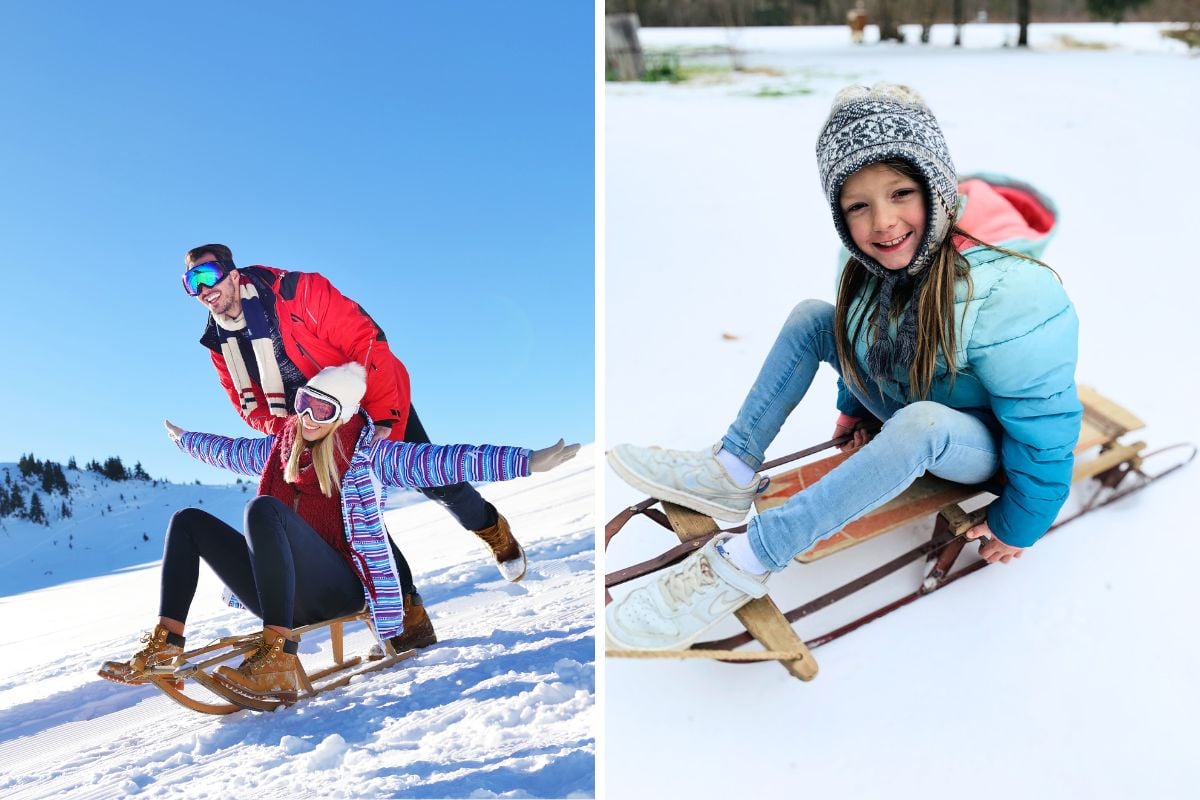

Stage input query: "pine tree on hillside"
[
  {"left": 54, "top": 463, "right": 70, "bottom": 495},
  {"left": 0, "top": 485, "right": 9, "bottom": 516},
  {"left": 9, "top": 484, "right": 25, "bottom": 516},
  {"left": 101, "top": 456, "right": 128, "bottom": 482},
  {"left": 132, "top": 462, "right": 150, "bottom": 481},
  {"left": 28, "top": 492, "right": 46, "bottom": 525},
  {"left": 68, "top": 456, "right": 78, "bottom": 470},
  {"left": 60, "top": 501, "right": 72, "bottom": 520},
  {"left": 18, "top": 454, "right": 38, "bottom": 479}
]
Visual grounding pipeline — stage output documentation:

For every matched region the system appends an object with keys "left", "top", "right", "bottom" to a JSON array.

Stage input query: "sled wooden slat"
[
  {"left": 1072, "top": 441, "right": 1143, "bottom": 482},
  {"left": 661, "top": 501, "right": 819, "bottom": 681},
  {"left": 150, "top": 676, "right": 243, "bottom": 715},
  {"left": 143, "top": 609, "right": 412, "bottom": 714},
  {"left": 756, "top": 388, "right": 1145, "bottom": 564},
  {"left": 1078, "top": 385, "right": 1144, "bottom": 439}
]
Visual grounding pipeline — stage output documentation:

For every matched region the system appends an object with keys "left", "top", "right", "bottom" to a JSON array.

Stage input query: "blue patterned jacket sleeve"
[
  {"left": 369, "top": 441, "right": 531, "bottom": 488},
  {"left": 175, "top": 431, "right": 272, "bottom": 477}
]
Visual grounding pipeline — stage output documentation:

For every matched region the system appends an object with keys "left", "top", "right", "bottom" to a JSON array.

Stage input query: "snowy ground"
[
  {"left": 605, "top": 23, "right": 1199, "bottom": 800},
  {"left": 0, "top": 445, "right": 595, "bottom": 798}
]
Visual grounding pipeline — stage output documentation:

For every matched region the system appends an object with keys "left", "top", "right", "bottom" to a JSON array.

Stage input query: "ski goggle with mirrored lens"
[
  {"left": 295, "top": 386, "right": 343, "bottom": 424},
  {"left": 181, "top": 261, "right": 233, "bottom": 296}
]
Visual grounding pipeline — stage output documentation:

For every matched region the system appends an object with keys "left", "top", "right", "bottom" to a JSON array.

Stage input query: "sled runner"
[
  {"left": 141, "top": 610, "right": 417, "bottom": 714},
  {"left": 605, "top": 387, "right": 1195, "bottom": 680}
]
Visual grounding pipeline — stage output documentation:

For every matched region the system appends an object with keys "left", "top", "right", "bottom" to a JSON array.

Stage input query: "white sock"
[
  {"left": 717, "top": 534, "right": 769, "bottom": 576},
  {"left": 716, "top": 447, "right": 757, "bottom": 486}
]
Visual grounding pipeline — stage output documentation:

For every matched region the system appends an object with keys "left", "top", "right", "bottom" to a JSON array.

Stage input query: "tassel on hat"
[{"left": 304, "top": 363, "right": 367, "bottom": 422}]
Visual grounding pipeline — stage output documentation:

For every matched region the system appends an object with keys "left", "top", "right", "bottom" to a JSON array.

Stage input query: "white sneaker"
[
  {"left": 606, "top": 443, "right": 758, "bottom": 522},
  {"left": 605, "top": 535, "right": 769, "bottom": 651}
]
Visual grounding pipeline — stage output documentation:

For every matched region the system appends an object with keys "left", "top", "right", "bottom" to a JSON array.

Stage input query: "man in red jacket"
[{"left": 180, "top": 244, "right": 528, "bottom": 601}]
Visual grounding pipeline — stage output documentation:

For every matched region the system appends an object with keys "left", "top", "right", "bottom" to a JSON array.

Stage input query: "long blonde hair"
[
  {"left": 284, "top": 419, "right": 348, "bottom": 498},
  {"left": 834, "top": 160, "right": 1053, "bottom": 401}
]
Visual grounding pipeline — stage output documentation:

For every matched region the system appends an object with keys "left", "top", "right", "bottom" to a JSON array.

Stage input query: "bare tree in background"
[
  {"left": 877, "top": 0, "right": 905, "bottom": 40},
  {"left": 919, "top": 0, "right": 938, "bottom": 42},
  {"left": 1017, "top": 0, "right": 1032, "bottom": 45},
  {"left": 711, "top": 0, "right": 752, "bottom": 69}
]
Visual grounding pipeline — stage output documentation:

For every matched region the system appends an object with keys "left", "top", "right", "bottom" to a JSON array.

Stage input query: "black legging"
[
  {"left": 159, "top": 497, "right": 365, "bottom": 629},
  {"left": 404, "top": 405, "right": 498, "bottom": 532}
]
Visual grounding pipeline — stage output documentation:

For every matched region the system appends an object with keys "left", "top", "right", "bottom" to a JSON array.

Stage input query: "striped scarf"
[{"left": 211, "top": 276, "right": 288, "bottom": 419}]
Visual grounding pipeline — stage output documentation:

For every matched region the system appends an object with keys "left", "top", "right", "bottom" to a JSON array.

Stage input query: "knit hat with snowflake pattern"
[{"left": 815, "top": 83, "right": 959, "bottom": 386}]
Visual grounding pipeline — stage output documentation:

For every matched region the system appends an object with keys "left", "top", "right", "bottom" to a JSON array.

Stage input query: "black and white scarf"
[{"left": 211, "top": 277, "right": 289, "bottom": 419}]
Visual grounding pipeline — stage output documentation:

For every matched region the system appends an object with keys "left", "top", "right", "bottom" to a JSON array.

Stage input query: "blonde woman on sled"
[{"left": 100, "top": 362, "right": 578, "bottom": 703}]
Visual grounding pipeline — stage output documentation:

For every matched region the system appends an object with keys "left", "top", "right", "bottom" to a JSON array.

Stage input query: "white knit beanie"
[{"left": 304, "top": 362, "right": 367, "bottom": 422}]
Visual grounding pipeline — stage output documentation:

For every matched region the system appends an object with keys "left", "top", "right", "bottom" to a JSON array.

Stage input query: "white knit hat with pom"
[{"left": 303, "top": 362, "right": 367, "bottom": 422}]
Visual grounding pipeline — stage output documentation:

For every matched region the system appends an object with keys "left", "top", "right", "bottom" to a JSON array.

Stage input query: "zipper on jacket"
[{"left": 293, "top": 341, "right": 323, "bottom": 373}]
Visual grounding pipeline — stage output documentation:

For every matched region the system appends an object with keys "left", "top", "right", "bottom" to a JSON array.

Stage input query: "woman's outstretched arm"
[
  {"left": 369, "top": 439, "right": 578, "bottom": 488},
  {"left": 165, "top": 419, "right": 272, "bottom": 478}
]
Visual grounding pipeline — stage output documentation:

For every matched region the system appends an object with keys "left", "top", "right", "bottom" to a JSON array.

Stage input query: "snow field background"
[{"left": 605, "top": 22, "right": 1199, "bottom": 800}]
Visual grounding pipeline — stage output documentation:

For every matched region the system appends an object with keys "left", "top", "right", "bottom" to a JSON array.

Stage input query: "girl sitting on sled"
[
  {"left": 100, "top": 362, "right": 579, "bottom": 702},
  {"left": 606, "top": 83, "right": 1081, "bottom": 652}
]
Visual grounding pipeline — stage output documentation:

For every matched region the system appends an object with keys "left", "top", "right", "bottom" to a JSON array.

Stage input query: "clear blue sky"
[{"left": 0, "top": 2, "right": 594, "bottom": 483}]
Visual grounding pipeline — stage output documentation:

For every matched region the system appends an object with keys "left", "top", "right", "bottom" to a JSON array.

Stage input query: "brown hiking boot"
[
  {"left": 473, "top": 513, "right": 527, "bottom": 582},
  {"left": 98, "top": 624, "right": 185, "bottom": 685},
  {"left": 213, "top": 628, "right": 301, "bottom": 703},
  {"left": 388, "top": 593, "right": 437, "bottom": 654}
]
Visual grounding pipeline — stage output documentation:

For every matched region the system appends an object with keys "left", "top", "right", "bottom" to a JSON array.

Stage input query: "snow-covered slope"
[
  {"left": 605, "top": 22, "right": 1199, "bottom": 800},
  {"left": 0, "top": 445, "right": 595, "bottom": 798},
  {"left": 0, "top": 462, "right": 429, "bottom": 597}
]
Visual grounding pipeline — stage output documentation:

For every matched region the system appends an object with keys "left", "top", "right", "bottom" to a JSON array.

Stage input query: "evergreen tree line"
[
  {"left": 83, "top": 455, "right": 151, "bottom": 483},
  {"left": 17, "top": 454, "right": 71, "bottom": 496},
  {"left": 0, "top": 481, "right": 61, "bottom": 525},
  {"left": 3, "top": 452, "right": 155, "bottom": 525}
]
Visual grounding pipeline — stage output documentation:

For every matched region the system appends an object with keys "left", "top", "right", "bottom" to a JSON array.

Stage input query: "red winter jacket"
[{"left": 200, "top": 265, "right": 412, "bottom": 438}]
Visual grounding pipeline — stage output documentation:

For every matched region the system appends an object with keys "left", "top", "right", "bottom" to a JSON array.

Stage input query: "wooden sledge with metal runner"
[
  {"left": 604, "top": 387, "right": 1194, "bottom": 680},
  {"left": 141, "top": 609, "right": 418, "bottom": 714}
]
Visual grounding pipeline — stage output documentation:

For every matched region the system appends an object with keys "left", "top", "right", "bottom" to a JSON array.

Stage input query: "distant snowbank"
[{"left": 638, "top": 21, "right": 1191, "bottom": 55}]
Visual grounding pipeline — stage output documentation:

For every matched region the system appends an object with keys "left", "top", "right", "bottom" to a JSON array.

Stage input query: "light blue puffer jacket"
[{"left": 836, "top": 176, "right": 1081, "bottom": 548}]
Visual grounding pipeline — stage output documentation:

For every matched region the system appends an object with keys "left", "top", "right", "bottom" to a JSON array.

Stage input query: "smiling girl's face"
[{"left": 839, "top": 162, "right": 927, "bottom": 271}]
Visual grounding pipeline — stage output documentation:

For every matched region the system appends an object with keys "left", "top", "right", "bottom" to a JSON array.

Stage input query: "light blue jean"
[{"left": 721, "top": 300, "right": 1001, "bottom": 572}]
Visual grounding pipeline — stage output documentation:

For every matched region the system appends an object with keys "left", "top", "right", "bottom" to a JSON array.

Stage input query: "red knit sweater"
[{"left": 258, "top": 415, "right": 375, "bottom": 595}]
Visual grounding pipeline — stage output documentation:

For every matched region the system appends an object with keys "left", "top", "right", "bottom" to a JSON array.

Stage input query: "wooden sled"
[
  {"left": 143, "top": 610, "right": 417, "bottom": 714},
  {"left": 605, "top": 387, "right": 1195, "bottom": 679}
]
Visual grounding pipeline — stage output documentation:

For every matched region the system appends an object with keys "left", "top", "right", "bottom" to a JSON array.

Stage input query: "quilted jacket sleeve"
[{"left": 967, "top": 262, "right": 1082, "bottom": 548}]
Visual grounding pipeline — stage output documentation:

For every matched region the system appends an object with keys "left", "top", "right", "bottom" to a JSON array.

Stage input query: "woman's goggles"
[
  {"left": 182, "top": 261, "right": 232, "bottom": 296},
  {"left": 295, "top": 386, "right": 343, "bottom": 424}
]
